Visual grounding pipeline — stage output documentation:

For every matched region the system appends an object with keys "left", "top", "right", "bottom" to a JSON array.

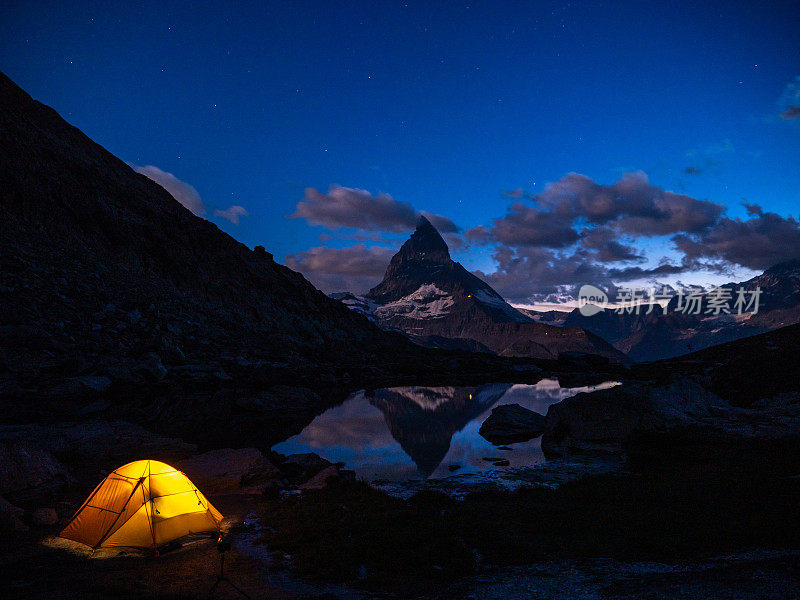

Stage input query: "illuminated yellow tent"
[{"left": 59, "top": 460, "right": 223, "bottom": 551}]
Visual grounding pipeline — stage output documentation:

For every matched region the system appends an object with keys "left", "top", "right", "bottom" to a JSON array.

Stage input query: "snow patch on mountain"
[
  {"left": 392, "top": 383, "right": 512, "bottom": 411},
  {"left": 330, "top": 292, "right": 378, "bottom": 316},
  {"left": 470, "top": 289, "right": 530, "bottom": 321},
  {"left": 393, "top": 386, "right": 458, "bottom": 411},
  {"left": 375, "top": 284, "right": 455, "bottom": 320}
]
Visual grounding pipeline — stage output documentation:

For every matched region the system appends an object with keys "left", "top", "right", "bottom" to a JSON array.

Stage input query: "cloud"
[
  {"left": 214, "top": 205, "right": 248, "bottom": 224},
  {"left": 134, "top": 165, "right": 206, "bottom": 216},
  {"left": 284, "top": 244, "right": 395, "bottom": 293},
  {"left": 607, "top": 258, "right": 699, "bottom": 281},
  {"left": 469, "top": 172, "right": 723, "bottom": 251},
  {"left": 473, "top": 246, "right": 612, "bottom": 303},
  {"left": 462, "top": 171, "right": 735, "bottom": 301},
  {"left": 420, "top": 211, "right": 460, "bottom": 234},
  {"left": 779, "top": 76, "right": 800, "bottom": 119},
  {"left": 289, "top": 185, "right": 459, "bottom": 235},
  {"left": 474, "top": 244, "right": 702, "bottom": 303},
  {"left": 782, "top": 106, "right": 800, "bottom": 120},
  {"left": 673, "top": 210, "right": 800, "bottom": 270},
  {"left": 286, "top": 173, "right": 800, "bottom": 302},
  {"left": 744, "top": 203, "right": 763, "bottom": 217},
  {"left": 468, "top": 201, "right": 579, "bottom": 248},
  {"left": 579, "top": 227, "right": 645, "bottom": 263},
  {"left": 285, "top": 186, "right": 467, "bottom": 291},
  {"left": 497, "top": 201, "right": 581, "bottom": 247},
  {"left": 549, "top": 171, "right": 723, "bottom": 236},
  {"left": 465, "top": 225, "right": 492, "bottom": 245},
  {"left": 501, "top": 188, "right": 535, "bottom": 200}
]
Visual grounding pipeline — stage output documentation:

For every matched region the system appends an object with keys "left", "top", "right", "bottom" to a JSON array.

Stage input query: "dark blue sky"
[{"left": 2, "top": 1, "right": 799, "bottom": 302}]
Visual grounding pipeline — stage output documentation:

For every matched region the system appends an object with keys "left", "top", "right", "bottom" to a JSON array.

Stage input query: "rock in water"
[
  {"left": 479, "top": 403, "right": 548, "bottom": 444},
  {"left": 541, "top": 378, "right": 731, "bottom": 456},
  {"left": 280, "top": 452, "right": 333, "bottom": 485},
  {"left": 298, "top": 465, "right": 341, "bottom": 490}
]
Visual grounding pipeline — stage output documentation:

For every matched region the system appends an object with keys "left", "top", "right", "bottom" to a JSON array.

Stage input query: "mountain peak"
[
  {"left": 403, "top": 214, "right": 451, "bottom": 261},
  {"left": 365, "top": 215, "right": 527, "bottom": 325},
  {"left": 366, "top": 216, "right": 452, "bottom": 302}
]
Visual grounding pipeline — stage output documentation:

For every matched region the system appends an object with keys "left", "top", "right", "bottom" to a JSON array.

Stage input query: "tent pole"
[{"left": 142, "top": 477, "right": 158, "bottom": 555}]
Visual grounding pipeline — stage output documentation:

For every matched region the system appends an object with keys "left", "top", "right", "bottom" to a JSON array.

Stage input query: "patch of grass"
[{"left": 259, "top": 439, "right": 800, "bottom": 592}]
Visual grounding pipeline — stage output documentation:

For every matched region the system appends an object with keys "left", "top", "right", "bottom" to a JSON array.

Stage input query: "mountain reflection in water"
[{"left": 272, "top": 379, "right": 619, "bottom": 481}]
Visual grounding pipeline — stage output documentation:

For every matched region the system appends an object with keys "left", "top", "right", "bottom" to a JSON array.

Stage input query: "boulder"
[
  {"left": 298, "top": 465, "right": 340, "bottom": 490},
  {"left": 176, "top": 448, "right": 280, "bottom": 494},
  {"left": 0, "top": 495, "right": 27, "bottom": 532},
  {"left": 32, "top": 507, "right": 59, "bottom": 526},
  {"left": 280, "top": 452, "right": 333, "bottom": 485},
  {"left": 0, "top": 440, "right": 72, "bottom": 497},
  {"left": 479, "top": 403, "right": 548, "bottom": 444},
  {"left": 0, "top": 421, "right": 195, "bottom": 492},
  {"left": 541, "top": 378, "right": 731, "bottom": 456}
]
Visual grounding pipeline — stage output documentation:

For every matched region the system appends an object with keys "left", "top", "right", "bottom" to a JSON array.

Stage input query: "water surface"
[{"left": 273, "top": 379, "right": 619, "bottom": 481}]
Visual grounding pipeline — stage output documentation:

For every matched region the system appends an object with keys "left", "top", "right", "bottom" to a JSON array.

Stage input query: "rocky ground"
[
  {"left": 0, "top": 421, "right": 357, "bottom": 599},
  {"left": 6, "top": 470, "right": 800, "bottom": 600},
  {"left": 3, "top": 401, "right": 800, "bottom": 599},
  {"left": 4, "top": 322, "right": 800, "bottom": 599},
  {"left": 4, "top": 495, "right": 287, "bottom": 600},
  {"left": 438, "top": 552, "right": 800, "bottom": 600}
]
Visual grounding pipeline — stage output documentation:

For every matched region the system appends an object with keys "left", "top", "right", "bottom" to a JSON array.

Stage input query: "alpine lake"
[{"left": 272, "top": 378, "right": 622, "bottom": 494}]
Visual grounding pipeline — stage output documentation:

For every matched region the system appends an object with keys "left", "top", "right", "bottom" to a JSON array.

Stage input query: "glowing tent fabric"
[{"left": 59, "top": 460, "right": 223, "bottom": 550}]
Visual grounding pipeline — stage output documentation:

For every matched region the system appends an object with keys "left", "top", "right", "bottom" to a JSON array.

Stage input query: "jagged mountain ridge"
[
  {"left": 564, "top": 260, "right": 800, "bottom": 362},
  {"left": 337, "top": 217, "right": 628, "bottom": 363}
]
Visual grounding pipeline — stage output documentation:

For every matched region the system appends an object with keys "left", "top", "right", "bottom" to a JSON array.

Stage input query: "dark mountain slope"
[
  {"left": 0, "top": 71, "right": 406, "bottom": 378},
  {"left": 638, "top": 320, "right": 800, "bottom": 408},
  {"left": 0, "top": 71, "right": 551, "bottom": 447}
]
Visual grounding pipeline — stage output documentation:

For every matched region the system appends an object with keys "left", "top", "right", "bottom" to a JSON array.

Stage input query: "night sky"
[{"left": 2, "top": 1, "right": 799, "bottom": 303}]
